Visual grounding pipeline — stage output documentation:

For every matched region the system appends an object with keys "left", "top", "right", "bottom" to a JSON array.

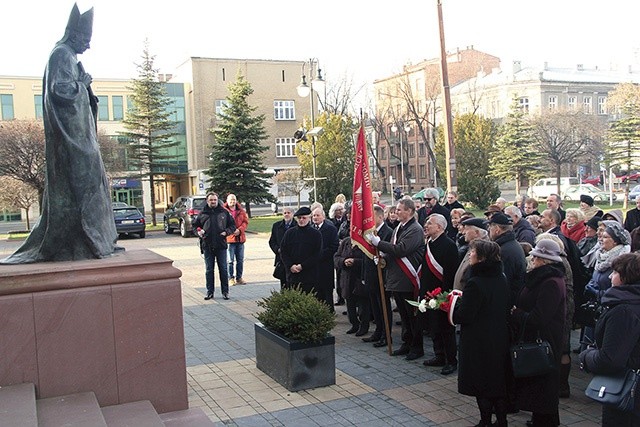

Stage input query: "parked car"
[
  {"left": 629, "top": 184, "right": 640, "bottom": 202},
  {"left": 561, "top": 184, "right": 617, "bottom": 202},
  {"left": 111, "top": 201, "right": 129, "bottom": 208},
  {"left": 581, "top": 175, "right": 601, "bottom": 186},
  {"left": 113, "top": 206, "right": 146, "bottom": 238},
  {"left": 617, "top": 171, "right": 640, "bottom": 183},
  {"left": 163, "top": 195, "right": 207, "bottom": 238},
  {"left": 412, "top": 187, "right": 445, "bottom": 202},
  {"left": 527, "top": 177, "right": 580, "bottom": 200}
]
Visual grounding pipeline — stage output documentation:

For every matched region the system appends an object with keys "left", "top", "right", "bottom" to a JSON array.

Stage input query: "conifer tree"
[
  {"left": 435, "top": 113, "right": 500, "bottom": 208},
  {"left": 490, "top": 99, "right": 541, "bottom": 194},
  {"left": 120, "top": 40, "right": 177, "bottom": 225},
  {"left": 206, "top": 72, "right": 272, "bottom": 214}
]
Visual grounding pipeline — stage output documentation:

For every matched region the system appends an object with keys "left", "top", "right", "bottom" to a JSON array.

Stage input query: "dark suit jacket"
[
  {"left": 363, "top": 223, "right": 393, "bottom": 290},
  {"left": 268, "top": 219, "right": 294, "bottom": 266},
  {"left": 317, "top": 220, "right": 339, "bottom": 287}
]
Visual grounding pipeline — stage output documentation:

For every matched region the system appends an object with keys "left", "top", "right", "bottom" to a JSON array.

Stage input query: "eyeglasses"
[{"left": 424, "top": 197, "right": 434, "bottom": 201}]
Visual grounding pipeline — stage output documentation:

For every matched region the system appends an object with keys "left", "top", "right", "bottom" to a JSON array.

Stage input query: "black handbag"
[
  {"left": 510, "top": 314, "right": 555, "bottom": 378},
  {"left": 585, "top": 369, "right": 639, "bottom": 411},
  {"left": 272, "top": 260, "right": 286, "bottom": 281}
]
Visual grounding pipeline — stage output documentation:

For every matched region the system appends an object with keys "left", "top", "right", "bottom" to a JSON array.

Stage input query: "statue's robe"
[{"left": 1, "top": 42, "right": 117, "bottom": 264}]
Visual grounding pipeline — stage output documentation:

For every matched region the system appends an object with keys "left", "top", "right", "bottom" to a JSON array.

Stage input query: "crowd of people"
[{"left": 198, "top": 187, "right": 640, "bottom": 426}]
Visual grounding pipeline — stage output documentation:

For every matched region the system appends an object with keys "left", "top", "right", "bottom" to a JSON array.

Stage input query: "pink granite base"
[{"left": 0, "top": 249, "right": 187, "bottom": 414}]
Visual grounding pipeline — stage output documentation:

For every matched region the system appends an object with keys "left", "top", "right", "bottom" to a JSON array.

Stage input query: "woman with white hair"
[
  {"left": 560, "top": 208, "right": 586, "bottom": 243},
  {"left": 328, "top": 202, "right": 345, "bottom": 229}
]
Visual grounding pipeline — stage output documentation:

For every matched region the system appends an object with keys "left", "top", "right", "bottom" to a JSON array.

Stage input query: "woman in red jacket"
[{"left": 224, "top": 194, "right": 249, "bottom": 285}]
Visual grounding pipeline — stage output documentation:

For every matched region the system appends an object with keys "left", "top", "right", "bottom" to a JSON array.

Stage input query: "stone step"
[
  {"left": 36, "top": 391, "right": 107, "bottom": 427},
  {"left": 101, "top": 400, "right": 164, "bottom": 427},
  {"left": 159, "top": 408, "right": 214, "bottom": 426},
  {"left": 0, "top": 383, "right": 37, "bottom": 426}
]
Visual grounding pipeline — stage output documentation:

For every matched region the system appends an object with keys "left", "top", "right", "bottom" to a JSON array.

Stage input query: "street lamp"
[
  {"left": 391, "top": 122, "right": 411, "bottom": 191},
  {"left": 296, "top": 58, "right": 325, "bottom": 202}
]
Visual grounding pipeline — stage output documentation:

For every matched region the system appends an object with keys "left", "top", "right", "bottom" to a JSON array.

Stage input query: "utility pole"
[{"left": 437, "top": 0, "right": 457, "bottom": 192}]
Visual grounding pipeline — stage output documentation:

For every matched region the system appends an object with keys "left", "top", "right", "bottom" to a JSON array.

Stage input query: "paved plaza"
[{"left": 0, "top": 231, "right": 602, "bottom": 426}]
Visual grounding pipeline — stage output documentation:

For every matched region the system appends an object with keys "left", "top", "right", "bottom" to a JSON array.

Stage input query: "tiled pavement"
[
  {"left": 0, "top": 232, "right": 603, "bottom": 426},
  {"left": 171, "top": 234, "right": 602, "bottom": 427}
]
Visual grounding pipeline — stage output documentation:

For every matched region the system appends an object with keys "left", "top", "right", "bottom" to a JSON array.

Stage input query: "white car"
[
  {"left": 561, "top": 184, "right": 617, "bottom": 202},
  {"left": 527, "top": 177, "right": 580, "bottom": 200}
]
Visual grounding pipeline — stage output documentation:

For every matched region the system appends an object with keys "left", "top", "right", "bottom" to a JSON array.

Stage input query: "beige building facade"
[{"left": 173, "top": 57, "right": 312, "bottom": 198}]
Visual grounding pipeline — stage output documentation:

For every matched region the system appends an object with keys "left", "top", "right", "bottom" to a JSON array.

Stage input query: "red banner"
[{"left": 350, "top": 125, "right": 376, "bottom": 259}]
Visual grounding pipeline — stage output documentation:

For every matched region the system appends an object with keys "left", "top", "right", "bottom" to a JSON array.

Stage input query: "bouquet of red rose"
[{"left": 407, "top": 287, "right": 462, "bottom": 325}]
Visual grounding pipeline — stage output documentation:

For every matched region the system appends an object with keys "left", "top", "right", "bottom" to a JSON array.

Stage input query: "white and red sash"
[
  {"left": 425, "top": 238, "right": 444, "bottom": 282},
  {"left": 392, "top": 223, "right": 422, "bottom": 296}
]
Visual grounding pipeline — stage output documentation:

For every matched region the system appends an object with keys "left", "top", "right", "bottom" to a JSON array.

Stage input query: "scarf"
[
  {"left": 594, "top": 244, "right": 630, "bottom": 272},
  {"left": 580, "top": 205, "right": 601, "bottom": 221}
]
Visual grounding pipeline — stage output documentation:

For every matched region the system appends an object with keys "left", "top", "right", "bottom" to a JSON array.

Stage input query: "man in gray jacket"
[{"left": 368, "top": 198, "right": 425, "bottom": 357}]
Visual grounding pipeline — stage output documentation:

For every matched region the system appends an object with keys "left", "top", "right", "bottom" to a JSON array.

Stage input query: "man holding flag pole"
[{"left": 352, "top": 125, "right": 424, "bottom": 356}]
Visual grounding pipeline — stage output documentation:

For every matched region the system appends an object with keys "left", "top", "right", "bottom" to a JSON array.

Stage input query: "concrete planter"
[{"left": 254, "top": 322, "right": 335, "bottom": 392}]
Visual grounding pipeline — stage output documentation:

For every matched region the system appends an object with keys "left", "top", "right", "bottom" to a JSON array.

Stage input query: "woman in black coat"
[
  {"left": 510, "top": 239, "right": 566, "bottom": 427},
  {"left": 580, "top": 252, "right": 640, "bottom": 426},
  {"left": 452, "top": 239, "right": 510, "bottom": 427}
]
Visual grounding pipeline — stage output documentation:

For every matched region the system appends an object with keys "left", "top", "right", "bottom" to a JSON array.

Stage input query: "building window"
[
  {"left": 408, "top": 143, "right": 415, "bottom": 158},
  {"left": 409, "top": 165, "right": 416, "bottom": 179},
  {"left": 583, "top": 96, "right": 592, "bottom": 114},
  {"left": 568, "top": 96, "right": 577, "bottom": 110},
  {"left": 1, "top": 94, "right": 14, "bottom": 120},
  {"left": 97, "top": 95, "right": 109, "bottom": 121},
  {"left": 419, "top": 164, "right": 427, "bottom": 179},
  {"left": 548, "top": 95, "right": 557, "bottom": 110},
  {"left": 598, "top": 96, "right": 607, "bottom": 115},
  {"left": 34, "top": 95, "right": 43, "bottom": 120},
  {"left": 419, "top": 143, "right": 426, "bottom": 157},
  {"left": 274, "top": 100, "right": 295, "bottom": 120},
  {"left": 518, "top": 97, "right": 529, "bottom": 113},
  {"left": 275, "top": 137, "right": 296, "bottom": 158},
  {"left": 380, "top": 146, "right": 387, "bottom": 160},
  {"left": 112, "top": 95, "right": 124, "bottom": 120},
  {"left": 215, "top": 99, "right": 228, "bottom": 117}
]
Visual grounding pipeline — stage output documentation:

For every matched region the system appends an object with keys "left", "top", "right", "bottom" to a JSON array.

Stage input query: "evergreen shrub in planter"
[{"left": 255, "top": 287, "right": 336, "bottom": 391}]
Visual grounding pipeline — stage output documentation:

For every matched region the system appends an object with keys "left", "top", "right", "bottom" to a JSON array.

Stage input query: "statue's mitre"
[{"left": 65, "top": 3, "right": 94, "bottom": 37}]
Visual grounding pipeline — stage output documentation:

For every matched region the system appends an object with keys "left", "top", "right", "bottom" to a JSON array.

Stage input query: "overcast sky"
[{"left": 4, "top": 0, "right": 640, "bottom": 91}]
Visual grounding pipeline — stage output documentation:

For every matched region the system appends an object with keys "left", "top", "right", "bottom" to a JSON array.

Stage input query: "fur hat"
[
  {"left": 603, "top": 221, "right": 631, "bottom": 246},
  {"left": 580, "top": 194, "right": 594, "bottom": 206}
]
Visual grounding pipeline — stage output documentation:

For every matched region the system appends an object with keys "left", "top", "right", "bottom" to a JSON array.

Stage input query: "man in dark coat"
[
  {"left": 312, "top": 207, "right": 339, "bottom": 308},
  {"left": 193, "top": 192, "right": 236, "bottom": 300},
  {"left": 443, "top": 191, "right": 464, "bottom": 211},
  {"left": 268, "top": 206, "right": 295, "bottom": 289},
  {"left": 488, "top": 213, "right": 527, "bottom": 305},
  {"left": 280, "top": 207, "right": 323, "bottom": 296},
  {"left": 368, "top": 198, "right": 425, "bottom": 357},
  {"left": 419, "top": 213, "right": 460, "bottom": 374},
  {"left": 417, "top": 187, "right": 456, "bottom": 240},
  {"left": 362, "top": 205, "right": 394, "bottom": 346},
  {"left": 546, "top": 194, "right": 566, "bottom": 222},
  {"left": 505, "top": 205, "right": 536, "bottom": 246},
  {"left": 523, "top": 198, "right": 541, "bottom": 218},
  {"left": 624, "top": 197, "right": 640, "bottom": 233}
]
